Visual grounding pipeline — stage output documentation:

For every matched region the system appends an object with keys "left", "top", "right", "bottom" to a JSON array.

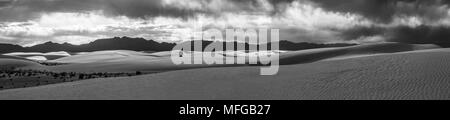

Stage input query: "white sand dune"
[
  {"left": 221, "top": 50, "right": 283, "bottom": 58},
  {"left": 4, "top": 51, "right": 71, "bottom": 57},
  {"left": 5, "top": 43, "right": 441, "bottom": 73},
  {"left": 0, "top": 46, "right": 450, "bottom": 99},
  {"left": 24, "top": 56, "right": 48, "bottom": 61},
  {"left": 0, "top": 55, "right": 28, "bottom": 60},
  {"left": 3, "top": 52, "right": 44, "bottom": 56},
  {"left": 0, "top": 59, "right": 42, "bottom": 68},
  {"left": 276, "top": 42, "right": 440, "bottom": 65},
  {"left": 146, "top": 51, "right": 174, "bottom": 57},
  {"left": 47, "top": 57, "right": 239, "bottom": 73},
  {"left": 50, "top": 50, "right": 155, "bottom": 63},
  {"left": 39, "top": 50, "right": 237, "bottom": 73},
  {"left": 3, "top": 51, "right": 71, "bottom": 60},
  {"left": 41, "top": 57, "right": 233, "bottom": 73}
]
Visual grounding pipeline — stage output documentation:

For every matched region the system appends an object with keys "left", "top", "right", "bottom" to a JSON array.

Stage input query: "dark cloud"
[
  {"left": 0, "top": 0, "right": 102, "bottom": 21},
  {"left": 339, "top": 25, "right": 450, "bottom": 46},
  {"left": 0, "top": 0, "right": 297, "bottom": 22},
  {"left": 0, "top": 0, "right": 14, "bottom": 8},
  {"left": 100, "top": 0, "right": 203, "bottom": 19},
  {"left": 2, "top": 0, "right": 450, "bottom": 45},
  {"left": 310, "top": 0, "right": 450, "bottom": 45},
  {"left": 340, "top": 26, "right": 385, "bottom": 40},
  {"left": 0, "top": 0, "right": 202, "bottom": 22},
  {"left": 386, "top": 26, "right": 450, "bottom": 45},
  {"left": 313, "top": 0, "right": 450, "bottom": 23},
  {"left": 313, "top": 0, "right": 394, "bottom": 22}
]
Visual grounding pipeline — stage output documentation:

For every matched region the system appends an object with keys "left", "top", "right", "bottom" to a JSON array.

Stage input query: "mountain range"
[{"left": 0, "top": 36, "right": 357, "bottom": 53}]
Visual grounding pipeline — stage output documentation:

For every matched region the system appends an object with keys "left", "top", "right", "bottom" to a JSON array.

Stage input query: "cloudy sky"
[{"left": 1, "top": 0, "right": 450, "bottom": 46}]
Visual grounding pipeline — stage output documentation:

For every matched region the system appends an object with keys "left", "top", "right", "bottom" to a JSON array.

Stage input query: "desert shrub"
[{"left": 136, "top": 71, "right": 142, "bottom": 75}]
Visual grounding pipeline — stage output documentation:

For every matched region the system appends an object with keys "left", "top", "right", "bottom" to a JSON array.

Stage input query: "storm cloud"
[
  {"left": 1, "top": 0, "right": 450, "bottom": 46},
  {"left": 313, "top": 0, "right": 450, "bottom": 44},
  {"left": 314, "top": 0, "right": 450, "bottom": 23},
  {"left": 0, "top": 0, "right": 198, "bottom": 22}
]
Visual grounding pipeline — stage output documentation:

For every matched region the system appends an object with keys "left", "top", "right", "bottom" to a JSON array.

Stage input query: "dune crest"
[{"left": 3, "top": 51, "right": 71, "bottom": 60}]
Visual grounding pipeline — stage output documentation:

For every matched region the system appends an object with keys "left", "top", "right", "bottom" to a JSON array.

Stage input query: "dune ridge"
[
  {"left": 2, "top": 42, "right": 442, "bottom": 73},
  {"left": 276, "top": 42, "right": 440, "bottom": 65},
  {"left": 3, "top": 51, "right": 71, "bottom": 60}
]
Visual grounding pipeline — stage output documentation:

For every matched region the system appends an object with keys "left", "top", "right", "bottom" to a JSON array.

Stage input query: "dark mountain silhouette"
[
  {"left": 9, "top": 37, "right": 176, "bottom": 53},
  {"left": 27, "top": 42, "right": 78, "bottom": 52},
  {"left": 177, "top": 40, "right": 357, "bottom": 51},
  {"left": 77, "top": 37, "right": 176, "bottom": 52},
  {"left": 0, "top": 44, "right": 25, "bottom": 53},
  {"left": 0, "top": 36, "right": 357, "bottom": 53},
  {"left": 22, "top": 37, "right": 176, "bottom": 52},
  {"left": 277, "top": 41, "right": 357, "bottom": 50}
]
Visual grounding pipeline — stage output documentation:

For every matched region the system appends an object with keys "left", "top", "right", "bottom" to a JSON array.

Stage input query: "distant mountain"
[
  {"left": 177, "top": 40, "right": 357, "bottom": 51},
  {"left": 27, "top": 42, "right": 78, "bottom": 52},
  {"left": 22, "top": 37, "right": 177, "bottom": 52},
  {"left": 0, "top": 44, "right": 25, "bottom": 53},
  {"left": 78, "top": 37, "right": 176, "bottom": 52},
  {"left": 0, "top": 36, "right": 357, "bottom": 53},
  {"left": 277, "top": 41, "right": 357, "bottom": 50}
]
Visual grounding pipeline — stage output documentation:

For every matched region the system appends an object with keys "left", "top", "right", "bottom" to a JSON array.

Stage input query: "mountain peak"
[
  {"left": 0, "top": 36, "right": 357, "bottom": 53},
  {"left": 43, "top": 41, "right": 57, "bottom": 44}
]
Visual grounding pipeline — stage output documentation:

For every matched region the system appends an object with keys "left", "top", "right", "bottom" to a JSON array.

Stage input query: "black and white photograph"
[{"left": 0, "top": 0, "right": 449, "bottom": 115}]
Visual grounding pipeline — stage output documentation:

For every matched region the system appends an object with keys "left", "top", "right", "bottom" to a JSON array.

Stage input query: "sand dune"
[
  {"left": 40, "top": 52, "right": 237, "bottom": 73},
  {"left": 146, "top": 51, "right": 174, "bottom": 57},
  {"left": 24, "top": 56, "right": 48, "bottom": 61},
  {"left": 0, "top": 59, "right": 42, "bottom": 68},
  {"left": 1, "top": 47, "right": 450, "bottom": 99},
  {"left": 3, "top": 50, "right": 229, "bottom": 73},
  {"left": 277, "top": 42, "right": 440, "bottom": 65},
  {"left": 50, "top": 50, "right": 152, "bottom": 63},
  {"left": 3, "top": 51, "right": 71, "bottom": 60},
  {"left": 3, "top": 52, "right": 43, "bottom": 56},
  {"left": 4, "top": 42, "right": 441, "bottom": 73},
  {"left": 48, "top": 43, "right": 438, "bottom": 72},
  {"left": 0, "top": 55, "right": 29, "bottom": 60}
]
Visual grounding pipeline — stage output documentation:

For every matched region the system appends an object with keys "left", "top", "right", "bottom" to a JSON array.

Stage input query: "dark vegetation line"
[
  {"left": 0, "top": 67, "right": 148, "bottom": 90},
  {"left": 36, "top": 61, "right": 69, "bottom": 66}
]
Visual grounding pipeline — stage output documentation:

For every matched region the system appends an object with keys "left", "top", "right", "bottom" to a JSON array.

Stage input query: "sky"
[{"left": 1, "top": 0, "right": 450, "bottom": 46}]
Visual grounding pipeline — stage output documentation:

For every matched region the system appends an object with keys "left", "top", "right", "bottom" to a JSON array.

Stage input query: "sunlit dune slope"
[
  {"left": 42, "top": 52, "right": 238, "bottom": 73},
  {"left": 50, "top": 50, "right": 152, "bottom": 63},
  {"left": 277, "top": 42, "right": 440, "bottom": 65},
  {"left": 4, "top": 42, "right": 440, "bottom": 73},
  {"left": 0, "top": 55, "right": 29, "bottom": 60},
  {"left": 0, "top": 59, "right": 42, "bottom": 68},
  {"left": 2, "top": 51, "right": 71, "bottom": 60}
]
